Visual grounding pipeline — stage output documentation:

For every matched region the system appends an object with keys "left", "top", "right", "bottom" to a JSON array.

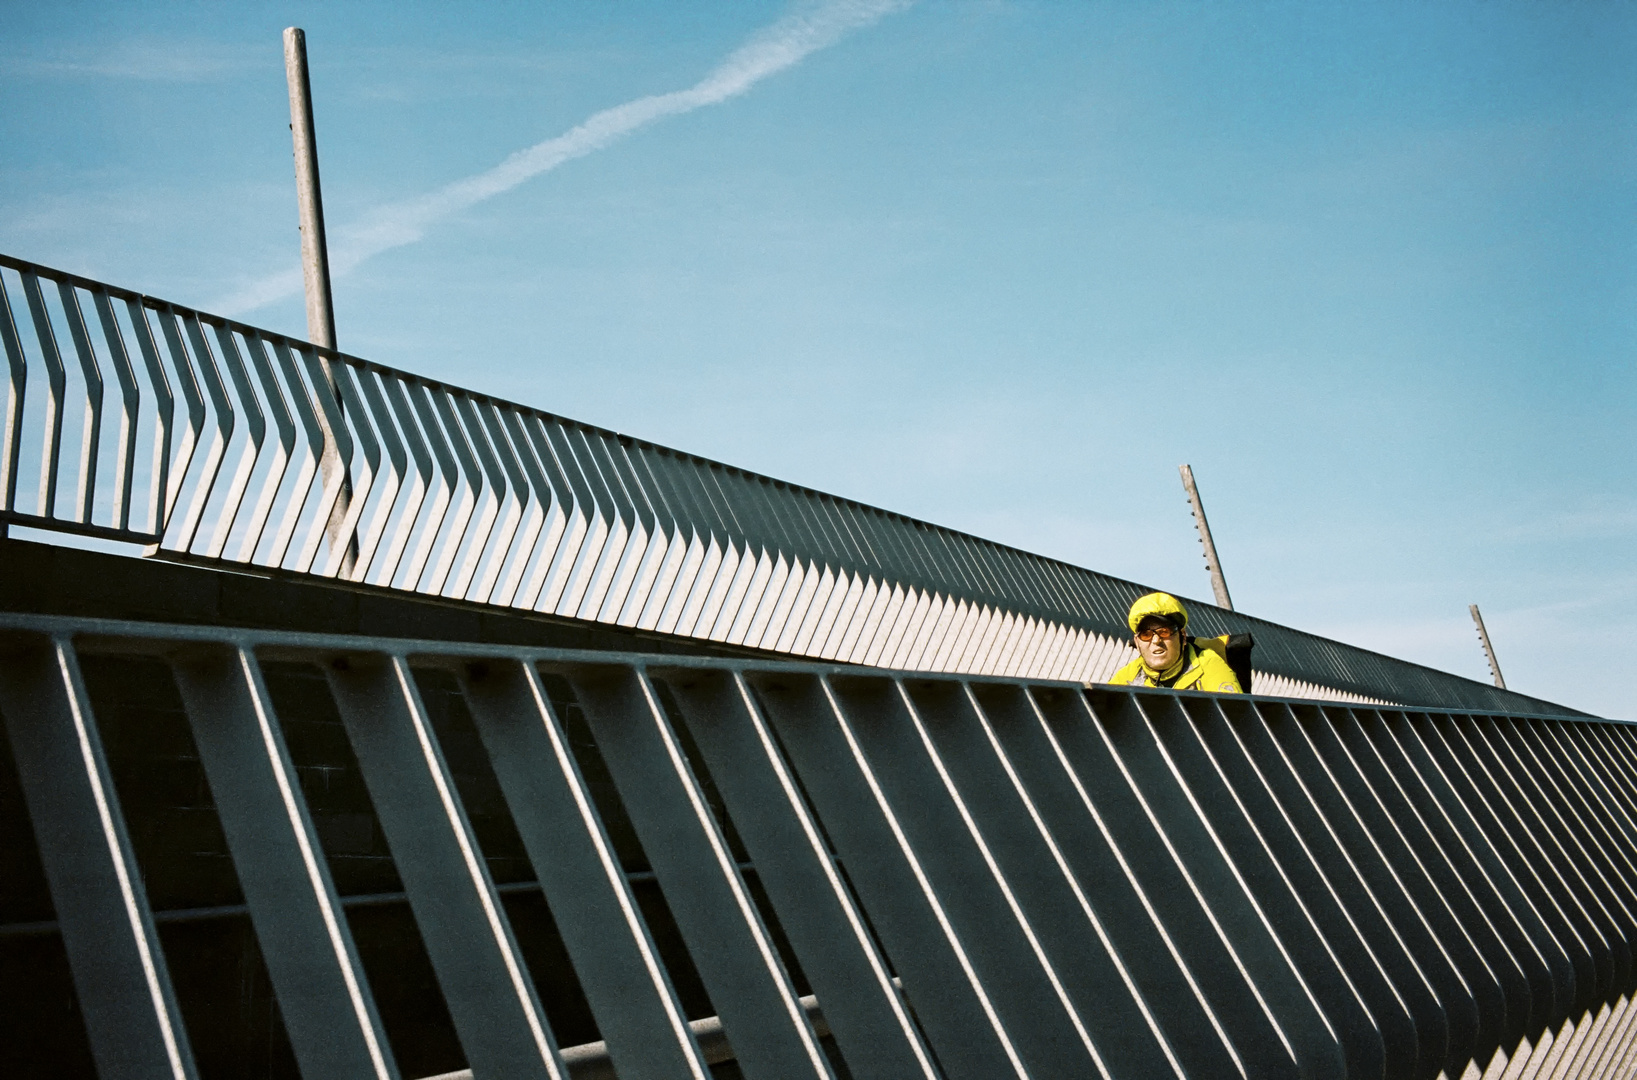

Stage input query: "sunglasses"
[{"left": 1136, "top": 624, "right": 1178, "bottom": 642}]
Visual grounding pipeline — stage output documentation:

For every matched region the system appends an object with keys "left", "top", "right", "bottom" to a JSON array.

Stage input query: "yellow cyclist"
[{"left": 1108, "top": 592, "right": 1243, "bottom": 693}]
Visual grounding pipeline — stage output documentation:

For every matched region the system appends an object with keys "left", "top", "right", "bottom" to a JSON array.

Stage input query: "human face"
[{"left": 1134, "top": 617, "right": 1183, "bottom": 670}]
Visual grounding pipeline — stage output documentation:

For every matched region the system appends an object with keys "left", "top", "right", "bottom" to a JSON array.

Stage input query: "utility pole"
[
  {"left": 284, "top": 28, "right": 336, "bottom": 351},
  {"left": 1179, "top": 464, "right": 1233, "bottom": 610},
  {"left": 283, "top": 27, "right": 355, "bottom": 573},
  {"left": 1469, "top": 604, "right": 1506, "bottom": 689}
]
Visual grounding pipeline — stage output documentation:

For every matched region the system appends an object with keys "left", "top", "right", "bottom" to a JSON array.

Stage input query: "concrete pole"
[
  {"left": 1179, "top": 464, "right": 1233, "bottom": 610},
  {"left": 284, "top": 28, "right": 355, "bottom": 573},
  {"left": 284, "top": 28, "right": 337, "bottom": 351},
  {"left": 1470, "top": 604, "right": 1506, "bottom": 689}
]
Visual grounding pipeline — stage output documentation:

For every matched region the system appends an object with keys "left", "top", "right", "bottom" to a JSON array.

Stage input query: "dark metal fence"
[
  {"left": 0, "top": 254, "right": 1578, "bottom": 716},
  {"left": 2, "top": 611, "right": 1631, "bottom": 1079}
]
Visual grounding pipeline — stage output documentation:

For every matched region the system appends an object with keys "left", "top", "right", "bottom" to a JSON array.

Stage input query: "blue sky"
[{"left": 2, "top": 1, "right": 1633, "bottom": 716}]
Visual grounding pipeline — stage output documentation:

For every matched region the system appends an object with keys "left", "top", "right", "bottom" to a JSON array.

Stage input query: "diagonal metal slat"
[
  {"left": 1, "top": 611, "right": 1636, "bottom": 1080},
  {"left": 168, "top": 643, "right": 400, "bottom": 1080},
  {"left": 658, "top": 666, "right": 943, "bottom": 1080},
  {"left": 0, "top": 629, "right": 199, "bottom": 1080},
  {"left": 456, "top": 658, "right": 712, "bottom": 1080},
  {"left": 566, "top": 663, "right": 837, "bottom": 1080},
  {"left": 322, "top": 650, "right": 564, "bottom": 1080}
]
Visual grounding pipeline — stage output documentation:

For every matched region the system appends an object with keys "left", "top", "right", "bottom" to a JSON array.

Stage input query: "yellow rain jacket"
[{"left": 1109, "top": 634, "right": 1244, "bottom": 693}]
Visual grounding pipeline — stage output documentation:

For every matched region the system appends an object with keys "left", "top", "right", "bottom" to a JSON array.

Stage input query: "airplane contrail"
[{"left": 217, "top": 0, "right": 911, "bottom": 316}]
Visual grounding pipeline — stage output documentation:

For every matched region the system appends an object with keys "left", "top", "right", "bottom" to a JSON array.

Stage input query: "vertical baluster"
[
  {"left": 529, "top": 415, "right": 598, "bottom": 615},
  {"left": 349, "top": 366, "right": 408, "bottom": 583},
  {"left": 203, "top": 323, "right": 266, "bottom": 558},
  {"left": 399, "top": 380, "right": 458, "bottom": 591},
  {"left": 167, "top": 315, "right": 234, "bottom": 553},
  {"left": 447, "top": 394, "right": 505, "bottom": 599},
  {"left": 372, "top": 373, "right": 433, "bottom": 589},
  {"left": 423, "top": 389, "right": 482, "bottom": 595},
  {"left": 263, "top": 339, "right": 326, "bottom": 568},
  {"left": 293, "top": 346, "right": 352, "bottom": 573},
  {"left": 470, "top": 400, "right": 530, "bottom": 605},
  {"left": 21, "top": 271, "right": 66, "bottom": 518},
  {"left": 489, "top": 406, "right": 556, "bottom": 608},
  {"left": 55, "top": 282, "right": 106, "bottom": 525},
  {"left": 507, "top": 410, "right": 576, "bottom": 611},
  {"left": 0, "top": 272, "right": 27, "bottom": 515},
  {"left": 231, "top": 332, "right": 297, "bottom": 563},
  {"left": 123, "top": 299, "right": 174, "bottom": 537},
  {"left": 91, "top": 290, "right": 143, "bottom": 532},
  {"left": 322, "top": 361, "right": 381, "bottom": 581},
  {"left": 153, "top": 307, "right": 205, "bottom": 538}
]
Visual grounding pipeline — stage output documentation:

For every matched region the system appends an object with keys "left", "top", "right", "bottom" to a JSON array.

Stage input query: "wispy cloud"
[
  {"left": 215, "top": 0, "right": 912, "bottom": 316},
  {"left": 6, "top": 41, "right": 258, "bottom": 82}
]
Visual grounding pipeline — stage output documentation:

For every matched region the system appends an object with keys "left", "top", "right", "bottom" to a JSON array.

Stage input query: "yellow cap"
[{"left": 1128, "top": 592, "right": 1188, "bottom": 634}]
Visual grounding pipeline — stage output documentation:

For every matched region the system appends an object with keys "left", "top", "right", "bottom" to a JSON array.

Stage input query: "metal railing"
[
  {"left": 0, "top": 253, "right": 1578, "bottom": 716},
  {"left": 2, "top": 611, "right": 1634, "bottom": 1079}
]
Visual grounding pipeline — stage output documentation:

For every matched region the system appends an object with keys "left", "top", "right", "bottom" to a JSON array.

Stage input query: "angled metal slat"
[
  {"left": 658, "top": 666, "right": 942, "bottom": 1080},
  {"left": 1343, "top": 707, "right": 1558, "bottom": 1041},
  {"left": 745, "top": 669, "right": 1037, "bottom": 1080},
  {"left": 520, "top": 415, "right": 590, "bottom": 615},
  {"left": 904, "top": 678, "right": 1188, "bottom": 1079},
  {"left": 167, "top": 644, "right": 399, "bottom": 1080},
  {"left": 1422, "top": 711, "right": 1616, "bottom": 1015},
  {"left": 455, "top": 658, "right": 712, "bottom": 1080},
  {"left": 1070, "top": 690, "right": 1313, "bottom": 1079},
  {"left": 645, "top": 448, "right": 719, "bottom": 637},
  {"left": 1297, "top": 704, "right": 1516, "bottom": 1063},
  {"left": 609, "top": 440, "right": 678, "bottom": 628},
  {"left": 1185, "top": 695, "right": 1428, "bottom": 1078},
  {"left": 502, "top": 409, "right": 572, "bottom": 610},
  {"left": 1400, "top": 709, "right": 1599, "bottom": 1026},
  {"left": 1140, "top": 693, "right": 1384, "bottom": 1079},
  {"left": 566, "top": 663, "right": 837, "bottom": 1080},
  {"left": 577, "top": 430, "right": 646, "bottom": 624},
  {"left": 0, "top": 630, "right": 199, "bottom": 1080},
  {"left": 322, "top": 650, "right": 564, "bottom": 1080},
  {"left": 0, "top": 609, "right": 1629, "bottom": 1080},
  {"left": 539, "top": 420, "right": 608, "bottom": 618}
]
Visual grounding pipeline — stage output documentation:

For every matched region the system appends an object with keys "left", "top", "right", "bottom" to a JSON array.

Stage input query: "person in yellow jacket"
[{"left": 1107, "top": 592, "right": 1243, "bottom": 693}]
